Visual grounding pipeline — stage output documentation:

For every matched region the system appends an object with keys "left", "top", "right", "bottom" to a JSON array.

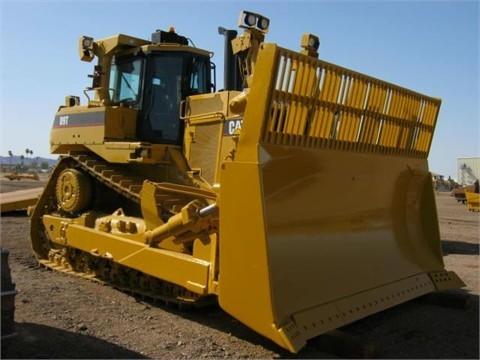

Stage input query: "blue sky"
[{"left": 1, "top": 0, "right": 478, "bottom": 179}]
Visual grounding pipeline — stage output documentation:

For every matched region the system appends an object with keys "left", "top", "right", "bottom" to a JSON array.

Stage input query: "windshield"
[
  {"left": 139, "top": 52, "right": 211, "bottom": 145},
  {"left": 109, "top": 51, "right": 212, "bottom": 145},
  {"left": 109, "top": 57, "right": 143, "bottom": 104}
]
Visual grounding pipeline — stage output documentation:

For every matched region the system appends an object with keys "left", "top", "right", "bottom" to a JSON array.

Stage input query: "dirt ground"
[{"left": 0, "top": 174, "right": 479, "bottom": 359}]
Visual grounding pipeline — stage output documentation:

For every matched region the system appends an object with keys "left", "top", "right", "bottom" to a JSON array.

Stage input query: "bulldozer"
[{"left": 30, "top": 10, "right": 465, "bottom": 353}]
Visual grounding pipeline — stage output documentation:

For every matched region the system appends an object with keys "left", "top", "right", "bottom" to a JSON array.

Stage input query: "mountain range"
[{"left": 0, "top": 155, "right": 58, "bottom": 168}]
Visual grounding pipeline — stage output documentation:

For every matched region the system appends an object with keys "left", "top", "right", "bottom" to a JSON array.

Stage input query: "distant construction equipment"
[{"left": 3, "top": 172, "right": 40, "bottom": 181}]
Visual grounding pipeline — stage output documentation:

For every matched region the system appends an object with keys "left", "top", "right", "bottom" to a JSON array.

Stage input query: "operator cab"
[{"left": 108, "top": 30, "right": 213, "bottom": 145}]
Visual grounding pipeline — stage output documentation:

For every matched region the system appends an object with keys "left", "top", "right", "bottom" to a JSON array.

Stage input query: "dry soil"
[{"left": 0, "top": 175, "right": 479, "bottom": 359}]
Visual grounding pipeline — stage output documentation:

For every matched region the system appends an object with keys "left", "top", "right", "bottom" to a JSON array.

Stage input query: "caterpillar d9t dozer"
[{"left": 30, "top": 10, "right": 464, "bottom": 353}]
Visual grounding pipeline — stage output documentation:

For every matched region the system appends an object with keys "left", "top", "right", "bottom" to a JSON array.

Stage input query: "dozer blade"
[{"left": 217, "top": 43, "right": 464, "bottom": 353}]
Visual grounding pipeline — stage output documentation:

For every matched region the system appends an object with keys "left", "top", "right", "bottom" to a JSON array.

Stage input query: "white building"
[{"left": 457, "top": 157, "right": 480, "bottom": 185}]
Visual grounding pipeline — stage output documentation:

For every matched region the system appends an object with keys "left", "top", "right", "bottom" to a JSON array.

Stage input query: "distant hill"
[{"left": 0, "top": 155, "right": 58, "bottom": 169}]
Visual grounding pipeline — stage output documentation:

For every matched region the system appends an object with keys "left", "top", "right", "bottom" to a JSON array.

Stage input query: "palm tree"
[
  {"left": 8, "top": 150, "right": 13, "bottom": 170},
  {"left": 24, "top": 149, "right": 34, "bottom": 170},
  {"left": 28, "top": 149, "right": 33, "bottom": 167}
]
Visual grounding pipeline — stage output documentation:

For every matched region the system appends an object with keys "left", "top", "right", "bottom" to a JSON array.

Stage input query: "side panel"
[
  {"left": 50, "top": 106, "right": 137, "bottom": 151},
  {"left": 183, "top": 91, "right": 243, "bottom": 186}
]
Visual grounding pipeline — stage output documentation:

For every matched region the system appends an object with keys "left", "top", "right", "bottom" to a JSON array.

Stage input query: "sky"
[{"left": 0, "top": 0, "right": 478, "bottom": 179}]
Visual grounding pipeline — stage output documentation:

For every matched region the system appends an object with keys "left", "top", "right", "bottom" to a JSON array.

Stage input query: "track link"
[
  {"left": 38, "top": 249, "right": 214, "bottom": 308},
  {"left": 71, "top": 154, "right": 145, "bottom": 203}
]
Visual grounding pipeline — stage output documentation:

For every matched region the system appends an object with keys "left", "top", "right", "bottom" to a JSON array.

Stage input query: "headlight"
[
  {"left": 301, "top": 33, "right": 320, "bottom": 51},
  {"left": 308, "top": 35, "right": 319, "bottom": 49},
  {"left": 79, "top": 36, "right": 95, "bottom": 62},
  {"left": 245, "top": 13, "right": 256, "bottom": 27},
  {"left": 238, "top": 10, "right": 270, "bottom": 34},
  {"left": 257, "top": 17, "right": 270, "bottom": 31},
  {"left": 82, "top": 37, "right": 93, "bottom": 48}
]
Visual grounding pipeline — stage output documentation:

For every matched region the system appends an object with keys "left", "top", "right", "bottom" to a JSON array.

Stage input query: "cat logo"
[{"left": 223, "top": 118, "right": 243, "bottom": 137}]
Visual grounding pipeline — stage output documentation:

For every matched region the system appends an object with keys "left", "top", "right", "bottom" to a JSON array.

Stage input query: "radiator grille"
[{"left": 189, "top": 123, "right": 221, "bottom": 184}]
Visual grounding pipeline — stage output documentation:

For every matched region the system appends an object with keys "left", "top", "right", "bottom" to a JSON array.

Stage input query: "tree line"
[{"left": 5, "top": 149, "right": 50, "bottom": 172}]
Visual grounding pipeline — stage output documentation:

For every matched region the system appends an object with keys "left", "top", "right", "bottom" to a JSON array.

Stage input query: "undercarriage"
[{"left": 30, "top": 154, "right": 218, "bottom": 307}]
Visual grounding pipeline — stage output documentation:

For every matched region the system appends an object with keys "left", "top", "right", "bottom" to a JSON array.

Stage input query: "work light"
[
  {"left": 245, "top": 13, "right": 256, "bottom": 27},
  {"left": 257, "top": 17, "right": 270, "bottom": 31},
  {"left": 238, "top": 10, "right": 270, "bottom": 33}
]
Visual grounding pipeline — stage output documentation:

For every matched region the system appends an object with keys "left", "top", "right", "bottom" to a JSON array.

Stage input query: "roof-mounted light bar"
[
  {"left": 151, "top": 27, "right": 188, "bottom": 45},
  {"left": 238, "top": 10, "right": 270, "bottom": 34}
]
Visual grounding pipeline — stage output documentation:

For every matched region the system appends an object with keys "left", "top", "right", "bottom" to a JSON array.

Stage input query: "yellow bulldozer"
[{"left": 30, "top": 10, "right": 464, "bottom": 353}]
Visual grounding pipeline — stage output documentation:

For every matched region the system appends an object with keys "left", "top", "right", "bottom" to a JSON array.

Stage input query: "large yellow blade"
[
  {"left": 219, "top": 147, "right": 464, "bottom": 352},
  {"left": 217, "top": 42, "right": 464, "bottom": 353}
]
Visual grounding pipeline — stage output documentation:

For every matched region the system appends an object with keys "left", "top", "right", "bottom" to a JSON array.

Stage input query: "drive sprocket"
[{"left": 55, "top": 168, "right": 92, "bottom": 215}]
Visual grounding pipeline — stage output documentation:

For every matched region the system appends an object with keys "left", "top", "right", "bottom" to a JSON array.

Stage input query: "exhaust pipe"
[{"left": 218, "top": 27, "right": 242, "bottom": 91}]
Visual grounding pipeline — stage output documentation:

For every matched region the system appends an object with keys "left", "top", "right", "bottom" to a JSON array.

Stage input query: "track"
[
  {"left": 29, "top": 154, "right": 215, "bottom": 308},
  {"left": 72, "top": 154, "right": 144, "bottom": 203}
]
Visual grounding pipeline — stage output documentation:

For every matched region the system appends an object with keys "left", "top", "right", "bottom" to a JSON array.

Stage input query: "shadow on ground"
[
  {"left": 442, "top": 239, "right": 479, "bottom": 255},
  {"left": 1, "top": 322, "right": 146, "bottom": 359}
]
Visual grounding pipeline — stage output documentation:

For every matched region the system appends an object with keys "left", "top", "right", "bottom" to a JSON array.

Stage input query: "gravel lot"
[{"left": 1, "top": 175, "right": 478, "bottom": 359}]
